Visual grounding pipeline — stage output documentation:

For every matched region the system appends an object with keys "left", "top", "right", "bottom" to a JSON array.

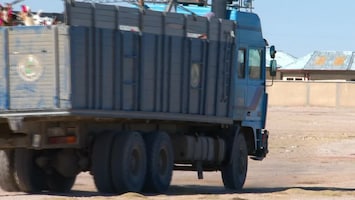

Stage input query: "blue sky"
[
  {"left": 4, "top": 0, "right": 64, "bottom": 12},
  {"left": 2, "top": 0, "right": 355, "bottom": 57},
  {"left": 254, "top": 0, "right": 355, "bottom": 57}
]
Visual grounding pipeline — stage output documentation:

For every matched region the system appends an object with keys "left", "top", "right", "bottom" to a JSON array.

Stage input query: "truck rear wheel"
[
  {"left": 92, "top": 131, "right": 116, "bottom": 193},
  {"left": 46, "top": 170, "right": 76, "bottom": 193},
  {"left": 0, "top": 150, "right": 19, "bottom": 192},
  {"left": 143, "top": 131, "right": 173, "bottom": 193},
  {"left": 111, "top": 132, "right": 147, "bottom": 194},
  {"left": 14, "top": 149, "right": 47, "bottom": 193},
  {"left": 221, "top": 133, "right": 248, "bottom": 190}
]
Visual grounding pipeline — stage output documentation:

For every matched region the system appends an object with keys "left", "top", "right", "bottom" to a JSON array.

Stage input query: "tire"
[
  {"left": 111, "top": 132, "right": 147, "bottom": 194},
  {"left": 92, "top": 131, "right": 116, "bottom": 193},
  {"left": 46, "top": 170, "right": 76, "bottom": 193},
  {"left": 0, "top": 150, "right": 19, "bottom": 192},
  {"left": 221, "top": 133, "right": 248, "bottom": 190},
  {"left": 14, "top": 149, "right": 46, "bottom": 193},
  {"left": 143, "top": 132, "right": 173, "bottom": 193}
]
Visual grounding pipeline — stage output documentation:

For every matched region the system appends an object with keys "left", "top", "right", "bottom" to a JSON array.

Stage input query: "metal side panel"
[
  {"left": 94, "top": 3, "right": 117, "bottom": 29},
  {"left": 66, "top": 2, "right": 237, "bottom": 123},
  {"left": 70, "top": 26, "right": 90, "bottom": 109},
  {"left": 142, "top": 10, "right": 163, "bottom": 35},
  {"left": 140, "top": 10, "right": 163, "bottom": 112},
  {"left": 215, "top": 20, "right": 236, "bottom": 117},
  {"left": 68, "top": 2, "right": 94, "bottom": 27},
  {"left": 186, "top": 15, "right": 208, "bottom": 115},
  {"left": 160, "top": 34, "right": 186, "bottom": 114},
  {"left": 121, "top": 31, "right": 140, "bottom": 111},
  {"left": 186, "top": 15, "right": 208, "bottom": 37},
  {"left": 204, "top": 19, "right": 220, "bottom": 116},
  {"left": 117, "top": 6, "right": 140, "bottom": 30},
  {"left": 96, "top": 28, "right": 115, "bottom": 110},
  {"left": 8, "top": 26, "right": 59, "bottom": 110},
  {"left": 162, "top": 13, "right": 186, "bottom": 113},
  {"left": 165, "top": 12, "right": 185, "bottom": 37},
  {"left": 0, "top": 28, "right": 9, "bottom": 110},
  {"left": 58, "top": 26, "right": 71, "bottom": 109},
  {"left": 140, "top": 33, "right": 158, "bottom": 112},
  {"left": 70, "top": 26, "right": 121, "bottom": 111}
]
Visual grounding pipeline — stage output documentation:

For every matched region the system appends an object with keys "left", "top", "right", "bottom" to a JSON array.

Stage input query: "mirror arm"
[{"left": 266, "top": 76, "right": 274, "bottom": 87}]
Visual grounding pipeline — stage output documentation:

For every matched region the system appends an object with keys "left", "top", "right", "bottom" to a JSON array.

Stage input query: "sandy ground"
[{"left": 1, "top": 106, "right": 355, "bottom": 199}]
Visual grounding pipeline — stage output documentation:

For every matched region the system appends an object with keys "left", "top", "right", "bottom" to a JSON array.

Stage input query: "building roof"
[
  {"left": 266, "top": 49, "right": 297, "bottom": 68},
  {"left": 281, "top": 51, "right": 355, "bottom": 71},
  {"left": 281, "top": 53, "right": 312, "bottom": 70}
]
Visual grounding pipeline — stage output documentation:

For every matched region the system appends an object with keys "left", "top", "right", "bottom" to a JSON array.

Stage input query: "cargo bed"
[{"left": 0, "top": 3, "right": 236, "bottom": 124}]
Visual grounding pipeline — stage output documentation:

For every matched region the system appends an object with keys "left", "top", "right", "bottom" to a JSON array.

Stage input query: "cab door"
[
  {"left": 233, "top": 48, "right": 248, "bottom": 120},
  {"left": 234, "top": 47, "right": 266, "bottom": 126},
  {"left": 244, "top": 47, "right": 267, "bottom": 128}
]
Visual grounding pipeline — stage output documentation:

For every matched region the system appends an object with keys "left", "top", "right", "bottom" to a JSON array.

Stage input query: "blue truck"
[{"left": 0, "top": 0, "right": 276, "bottom": 194}]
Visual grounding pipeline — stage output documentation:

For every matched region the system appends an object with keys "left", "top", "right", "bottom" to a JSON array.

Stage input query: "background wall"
[{"left": 267, "top": 81, "right": 355, "bottom": 107}]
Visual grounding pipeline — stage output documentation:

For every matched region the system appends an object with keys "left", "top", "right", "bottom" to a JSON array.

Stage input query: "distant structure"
[
  {"left": 266, "top": 49, "right": 296, "bottom": 79},
  {"left": 275, "top": 51, "right": 355, "bottom": 81}
]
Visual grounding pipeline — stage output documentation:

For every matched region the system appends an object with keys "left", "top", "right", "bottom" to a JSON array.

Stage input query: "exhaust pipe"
[{"left": 211, "top": 0, "right": 227, "bottom": 19}]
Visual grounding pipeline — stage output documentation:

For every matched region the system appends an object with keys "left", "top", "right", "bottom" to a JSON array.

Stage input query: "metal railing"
[{"left": 75, "top": 0, "right": 254, "bottom": 11}]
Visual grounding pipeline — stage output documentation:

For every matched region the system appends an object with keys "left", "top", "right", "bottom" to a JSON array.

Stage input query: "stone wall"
[{"left": 267, "top": 81, "right": 355, "bottom": 107}]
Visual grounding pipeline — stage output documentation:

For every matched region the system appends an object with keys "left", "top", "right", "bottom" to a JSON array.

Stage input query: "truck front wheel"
[
  {"left": 46, "top": 170, "right": 76, "bottom": 193},
  {"left": 221, "top": 133, "right": 248, "bottom": 190}
]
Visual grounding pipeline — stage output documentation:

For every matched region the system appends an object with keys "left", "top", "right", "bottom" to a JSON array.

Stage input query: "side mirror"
[
  {"left": 270, "top": 60, "right": 277, "bottom": 77},
  {"left": 270, "top": 45, "right": 277, "bottom": 59}
]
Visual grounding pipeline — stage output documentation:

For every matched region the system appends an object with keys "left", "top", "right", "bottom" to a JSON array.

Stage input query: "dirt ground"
[{"left": 1, "top": 106, "right": 355, "bottom": 200}]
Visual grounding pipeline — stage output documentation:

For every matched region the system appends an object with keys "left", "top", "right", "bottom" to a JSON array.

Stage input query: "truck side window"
[
  {"left": 248, "top": 49, "right": 262, "bottom": 80},
  {"left": 238, "top": 49, "right": 246, "bottom": 79}
]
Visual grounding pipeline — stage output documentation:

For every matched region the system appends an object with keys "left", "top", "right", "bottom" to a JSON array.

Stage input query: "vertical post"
[
  {"left": 165, "top": 0, "right": 177, "bottom": 12},
  {"left": 138, "top": 0, "right": 145, "bottom": 9},
  {"left": 212, "top": 0, "right": 227, "bottom": 19},
  {"left": 64, "top": 0, "right": 75, "bottom": 25}
]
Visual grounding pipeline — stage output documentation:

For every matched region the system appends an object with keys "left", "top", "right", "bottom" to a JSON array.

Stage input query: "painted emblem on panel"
[{"left": 17, "top": 55, "right": 43, "bottom": 81}]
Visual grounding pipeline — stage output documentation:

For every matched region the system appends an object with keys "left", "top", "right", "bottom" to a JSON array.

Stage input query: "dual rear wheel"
[
  {"left": 0, "top": 149, "right": 76, "bottom": 193},
  {"left": 0, "top": 131, "right": 248, "bottom": 193},
  {"left": 143, "top": 132, "right": 174, "bottom": 193},
  {"left": 92, "top": 131, "right": 173, "bottom": 194},
  {"left": 0, "top": 150, "right": 19, "bottom": 192}
]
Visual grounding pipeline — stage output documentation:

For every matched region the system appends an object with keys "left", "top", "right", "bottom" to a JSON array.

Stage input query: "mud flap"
[{"left": 251, "top": 129, "right": 269, "bottom": 161}]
